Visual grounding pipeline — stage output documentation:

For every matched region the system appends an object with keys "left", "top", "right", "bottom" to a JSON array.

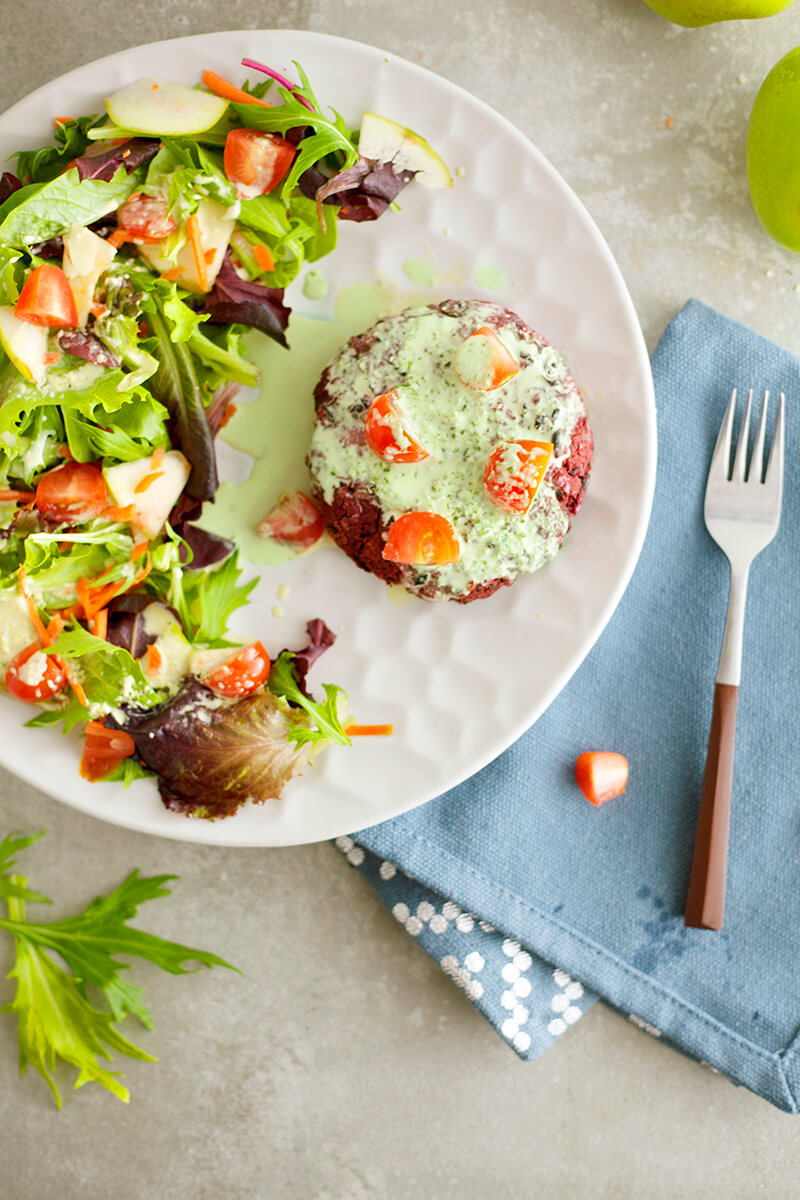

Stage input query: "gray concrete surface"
[{"left": 3, "top": 1, "right": 800, "bottom": 1196}]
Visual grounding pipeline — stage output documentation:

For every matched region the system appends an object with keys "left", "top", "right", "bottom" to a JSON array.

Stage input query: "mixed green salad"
[{"left": 0, "top": 58, "right": 447, "bottom": 817}]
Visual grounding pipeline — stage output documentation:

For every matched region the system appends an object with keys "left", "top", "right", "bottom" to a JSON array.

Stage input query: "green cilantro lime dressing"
[
  {"left": 308, "top": 301, "right": 584, "bottom": 598},
  {"left": 302, "top": 269, "right": 329, "bottom": 300},
  {"left": 197, "top": 282, "right": 409, "bottom": 564},
  {"left": 473, "top": 264, "right": 507, "bottom": 290}
]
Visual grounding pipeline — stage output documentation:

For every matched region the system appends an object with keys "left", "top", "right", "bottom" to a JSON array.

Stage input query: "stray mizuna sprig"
[{"left": 0, "top": 831, "right": 236, "bottom": 1107}]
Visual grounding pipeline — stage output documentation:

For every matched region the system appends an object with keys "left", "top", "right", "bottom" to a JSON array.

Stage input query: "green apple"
[
  {"left": 0, "top": 306, "right": 48, "bottom": 384},
  {"left": 358, "top": 113, "right": 452, "bottom": 188},
  {"left": 137, "top": 199, "right": 235, "bottom": 294},
  {"left": 104, "top": 450, "right": 190, "bottom": 539},
  {"left": 643, "top": 0, "right": 796, "bottom": 24},
  {"left": 747, "top": 47, "right": 800, "bottom": 252},
  {"left": 106, "top": 77, "right": 228, "bottom": 136}
]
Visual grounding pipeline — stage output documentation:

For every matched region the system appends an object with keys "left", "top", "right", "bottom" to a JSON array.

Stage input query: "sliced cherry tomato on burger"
[
  {"left": 454, "top": 325, "right": 520, "bottom": 391},
  {"left": 257, "top": 490, "right": 324, "bottom": 551},
  {"left": 223, "top": 128, "right": 296, "bottom": 199},
  {"left": 35, "top": 461, "right": 108, "bottom": 524},
  {"left": 382, "top": 511, "right": 460, "bottom": 566},
  {"left": 5, "top": 642, "right": 67, "bottom": 704},
  {"left": 14, "top": 265, "right": 78, "bottom": 328},
  {"left": 117, "top": 191, "right": 176, "bottom": 242},
  {"left": 483, "top": 439, "right": 553, "bottom": 515},
  {"left": 575, "top": 751, "right": 629, "bottom": 807},
  {"left": 205, "top": 642, "right": 272, "bottom": 699},
  {"left": 364, "top": 391, "right": 430, "bottom": 464},
  {"left": 80, "top": 719, "right": 136, "bottom": 782}
]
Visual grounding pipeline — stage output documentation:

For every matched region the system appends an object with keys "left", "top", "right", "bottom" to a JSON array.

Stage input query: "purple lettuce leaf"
[
  {"left": 106, "top": 594, "right": 177, "bottom": 659},
  {"left": 73, "top": 137, "right": 160, "bottom": 183},
  {"left": 167, "top": 493, "right": 234, "bottom": 568},
  {"left": 112, "top": 678, "right": 311, "bottom": 817},
  {"left": 200, "top": 251, "right": 290, "bottom": 346},
  {"left": 0, "top": 172, "right": 21, "bottom": 205},
  {"left": 278, "top": 619, "right": 336, "bottom": 698},
  {"left": 314, "top": 157, "right": 414, "bottom": 224},
  {"left": 58, "top": 330, "right": 120, "bottom": 369}
]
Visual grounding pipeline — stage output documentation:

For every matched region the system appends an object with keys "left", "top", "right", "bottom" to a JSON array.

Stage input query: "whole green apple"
[
  {"left": 643, "top": 0, "right": 796, "bottom": 25},
  {"left": 747, "top": 47, "right": 800, "bottom": 252}
]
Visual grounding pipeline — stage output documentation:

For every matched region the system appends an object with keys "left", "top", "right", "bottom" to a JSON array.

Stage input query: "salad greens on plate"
[{"left": 0, "top": 57, "right": 444, "bottom": 817}]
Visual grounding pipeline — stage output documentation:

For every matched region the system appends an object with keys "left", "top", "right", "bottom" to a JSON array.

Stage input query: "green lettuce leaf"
[
  {"left": 268, "top": 651, "right": 351, "bottom": 751},
  {"left": 0, "top": 166, "right": 142, "bottom": 248}
]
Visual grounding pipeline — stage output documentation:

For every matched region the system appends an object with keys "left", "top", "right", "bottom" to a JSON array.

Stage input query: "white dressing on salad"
[{"left": 0, "top": 594, "right": 39, "bottom": 674}]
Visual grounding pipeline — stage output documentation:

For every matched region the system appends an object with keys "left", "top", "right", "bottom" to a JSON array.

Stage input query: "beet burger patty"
[{"left": 308, "top": 299, "right": 593, "bottom": 603}]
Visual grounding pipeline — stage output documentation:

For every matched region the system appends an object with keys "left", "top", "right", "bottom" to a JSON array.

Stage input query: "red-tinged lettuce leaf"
[
  {"left": 73, "top": 137, "right": 160, "bottom": 182},
  {"left": 206, "top": 380, "right": 241, "bottom": 437},
  {"left": 0, "top": 172, "right": 21, "bottom": 205},
  {"left": 112, "top": 679, "right": 311, "bottom": 817},
  {"left": 57, "top": 329, "right": 120, "bottom": 369},
  {"left": 200, "top": 252, "right": 290, "bottom": 347}
]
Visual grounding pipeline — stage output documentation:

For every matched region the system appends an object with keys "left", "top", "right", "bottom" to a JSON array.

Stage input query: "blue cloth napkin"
[{"left": 340, "top": 300, "right": 800, "bottom": 1112}]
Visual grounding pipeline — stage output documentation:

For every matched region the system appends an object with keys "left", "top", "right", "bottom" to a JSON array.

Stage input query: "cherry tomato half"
[
  {"left": 364, "top": 391, "right": 430, "bottom": 464},
  {"left": 80, "top": 719, "right": 136, "bottom": 782},
  {"left": 35, "top": 461, "right": 108, "bottom": 524},
  {"left": 5, "top": 642, "right": 66, "bottom": 704},
  {"left": 257, "top": 490, "right": 324, "bottom": 551},
  {"left": 382, "top": 511, "right": 460, "bottom": 566},
  {"left": 223, "top": 129, "right": 295, "bottom": 199},
  {"left": 117, "top": 191, "right": 176, "bottom": 243},
  {"left": 483, "top": 439, "right": 553, "bottom": 515},
  {"left": 15, "top": 265, "right": 78, "bottom": 328},
  {"left": 575, "top": 751, "right": 629, "bottom": 807},
  {"left": 205, "top": 642, "right": 272, "bottom": 699},
  {"left": 454, "top": 325, "right": 520, "bottom": 392}
]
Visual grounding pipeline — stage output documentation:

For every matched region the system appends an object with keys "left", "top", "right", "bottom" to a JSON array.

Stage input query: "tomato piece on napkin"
[{"left": 575, "top": 751, "right": 629, "bottom": 806}]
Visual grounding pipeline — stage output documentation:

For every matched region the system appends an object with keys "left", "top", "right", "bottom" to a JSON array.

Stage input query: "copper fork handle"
[{"left": 684, "top": 682, "right": 739, "bottom": 930}]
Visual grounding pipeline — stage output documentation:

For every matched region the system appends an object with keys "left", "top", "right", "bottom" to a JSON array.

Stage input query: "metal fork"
[{"left": 684, "top": 388, "right": 785, "bottom": 931}]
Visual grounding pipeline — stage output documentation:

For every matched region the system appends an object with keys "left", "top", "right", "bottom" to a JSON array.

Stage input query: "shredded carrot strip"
[
  {"left": 203, "top": 248, "right": 216, "bottom": 265},
  {"left": 53, "top": 116, "right": 73, "bottom": 127},
  {"left": 145, "top": 643, "right": 162, "bottom": 674},
  {"left": 0, "top": 488, "right": 35, "bottom": 502},
  {"left": 218, "top": 402, "right": 237, "bottom": 430},
  {"left": 185, "top": 214, "right": 208, "bottom": 291},
  {"left": 17, "top": 568, "right": 50, "bottom": 646},
  {"left": 91, "top": 609, "right": 108, "bottom": 641},
  {"left": 61, "top": 662, "right": 87, "bottom": 707},
  {"left": 344, "top": 723, "right": 394, "bottom": 737},
  {"left": 151, "top": 445, "right": 165, "bottom": 469},
  {"left": 133, "top": 470, "right": 164, "bottom": 494},
  {"left": 253, "top": 243, "right": 274, "bottom": 272},
  {"left": 43, "top": 351, "right": 62, "bottom": 365},
  {"left": 131, "top": 541, "right": 149, "bottom": 561},
  {"left": 45, "top": 616, "right": 65, "bottom": 642},
  {"left": 201, "top": 69, "right": 272, "bottom": 107},
  {"left": 90, "top": 302, "right": 107, "bottom": 318},
  {"left": 107, "top": 227, "right": 131, "bottom": 249},
  {"left": 102, "top": 503, "right": 135, "bottom": 522},
  {"left": 159, "top": 266, "right": 184, "bottom": 282}
]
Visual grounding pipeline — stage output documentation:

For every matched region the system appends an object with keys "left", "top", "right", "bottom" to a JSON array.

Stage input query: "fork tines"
[{"left": 712, "top": 388, "right": 785, "bottom": 488}]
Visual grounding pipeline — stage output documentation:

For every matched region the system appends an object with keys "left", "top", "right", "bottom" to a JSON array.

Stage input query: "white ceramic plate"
[{"left": 0, "top": 30, "right": 656, "bottom": 846}]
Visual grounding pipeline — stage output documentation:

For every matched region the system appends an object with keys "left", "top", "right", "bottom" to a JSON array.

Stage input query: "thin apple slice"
[
  {"left": 358, "top": 112, "right": 452, "bottom": 188},
  {"left": 106, "top": 77, "right": 228, "bottom": 136},
  {"left": 137, "top": 199, "right": 235, "bottom": 294},
  {"left": 103, "top": 450, "right": 190, "bottom": 539},
  {"left": 0, "top": 306, "right": 48, "bottom": 384},
  {"left": 62, "top": 223, "right": 116, "bottom": 326}
]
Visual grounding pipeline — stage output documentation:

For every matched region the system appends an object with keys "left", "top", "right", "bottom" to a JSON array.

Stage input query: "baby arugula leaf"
[
  {"left": 268, "top": 651, "right": 351, "bottom": 751},
  {"left": 232, "top": 61, "right": 360, "bottom": 203},
  {"left": 0, "top": 838, "right": 237, "bottom": 1107}
]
